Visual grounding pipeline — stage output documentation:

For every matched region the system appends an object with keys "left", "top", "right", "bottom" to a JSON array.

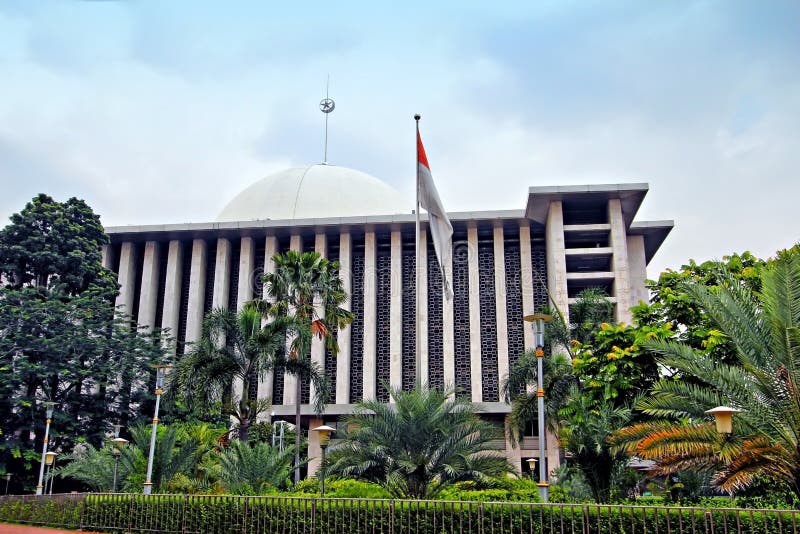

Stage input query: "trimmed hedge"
[{"left": 3, "top": 493, "right": 800, "bottom": 533}]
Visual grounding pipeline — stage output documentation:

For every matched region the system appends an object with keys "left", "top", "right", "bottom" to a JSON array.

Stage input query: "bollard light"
[
  {"left": 705, "top": 406, "right": 741, "bottom": 435},
  {"left": 312, "top": 425, "right": 336, "bottom": 497}
]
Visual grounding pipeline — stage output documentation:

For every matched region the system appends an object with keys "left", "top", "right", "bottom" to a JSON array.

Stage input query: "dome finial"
[{"left": 319, "top": 74, "right": 335, "bottom": 165}]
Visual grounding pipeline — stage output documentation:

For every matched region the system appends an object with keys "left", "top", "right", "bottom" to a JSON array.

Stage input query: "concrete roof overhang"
[
  {"left": 629, "top": 220, "right": 675, "bottom": 264},
  {"left": 525, "top": 183, "right": 649, "bottom": 227}
]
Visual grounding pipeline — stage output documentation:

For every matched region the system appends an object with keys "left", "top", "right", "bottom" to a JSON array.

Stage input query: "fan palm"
[
  {"left": 173, "top": 301, "right": 288, "bottom": 441},
  {"left": 263, "top": 250, "right": 353, "bottom": 483},
  {"left": 325, "top": 384, "right": 511, "bottom": 499},
  {"left": 612, "top": 250, "right": 800, "bottom": 496}
]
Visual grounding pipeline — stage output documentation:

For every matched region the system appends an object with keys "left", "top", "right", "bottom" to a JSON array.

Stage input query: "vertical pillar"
[
  {"left": 442, "top": 237, "right": 455, "bottom": 390},
  {"left": 101, "top": 244, "right": 115, "bottom": 270},
  {"left": 211, "top": 238, "right": 232, "bottom": 310},
  {"left": 493, "top": 226, "right": 510, "bottom": 393},
  {"left": 505, "top": 419, "right": 523, "bottom": 475},
  {"left": 545, "top": 202, "right": 569, "bottom": 325},
  {"left": 114, "top": 242, "right": 137, "bottom": 319},
  {"left": 237, "top": 237, "right": 255, "bottom": 311},
  {"left": 467, "top": 226, "right": 482, "bottom": 403},
  {"left": 306, "top": 417, "right": 324, "bottom": 478},
  {"left": 283, "top": 235, "right": 304, "bottom": 406},
  {"left": 389, "top": 231, "right": 403, "bottom": 394},
  {"left": 259, "top": 236, "right": 279, "bottom": 404},
  {"left": 418, "top": 230, "right": 429, "bottom": 385},
  {"left": 138, "top": 241, "right": 160, "bottom": 330},
  {"left": 362, "top": 231, "right": 377, "bottom": 401},
  {"left": 185, "top": 239, "right": 208, "bottom": 345},
  {"left": 309, "top": 233, "right": 328, "bottom": 403},
  {"left": 609, "top": 199, "right": 632, "bottom": 323},
  {"left": 627, "top": 235, "right": 648, "bottom": 308},
  {"left": 336, "top": 233, "right": 352, "bottom": 404},
  {"left": 519, "top": 224, "right": 536, "bottom": 352},
  {"left": 161, "top": 240, "right": 183, "bottom": 353}
]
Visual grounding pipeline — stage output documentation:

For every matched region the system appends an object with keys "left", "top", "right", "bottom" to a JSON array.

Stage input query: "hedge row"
[{"left": 2, "top": 493, "right": 800, "bottom": 534}]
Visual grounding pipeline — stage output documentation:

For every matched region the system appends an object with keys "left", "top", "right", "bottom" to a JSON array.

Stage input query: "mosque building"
[{"left": 102, "top": 148, "right": 672, "bottom": 477}]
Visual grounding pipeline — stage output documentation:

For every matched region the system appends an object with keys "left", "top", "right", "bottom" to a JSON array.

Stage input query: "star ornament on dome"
[{"left": 320, "top": 98, "right": 335, "bottom": 114}]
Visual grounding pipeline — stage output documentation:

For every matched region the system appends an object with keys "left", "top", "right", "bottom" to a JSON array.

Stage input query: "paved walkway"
[{"left": 0, "top": 524, "right": 103, "bottom": 533}]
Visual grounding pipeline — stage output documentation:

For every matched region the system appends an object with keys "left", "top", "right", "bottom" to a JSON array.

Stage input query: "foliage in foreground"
[
  {"left": 614, "top": 247, "right": 800, "bottom": 497},
  {"left": 3, "top": 493, "right": 800, "bottom": 534},
  {"left": 326, "top": 384, "right": 511, "bottom": 499}
]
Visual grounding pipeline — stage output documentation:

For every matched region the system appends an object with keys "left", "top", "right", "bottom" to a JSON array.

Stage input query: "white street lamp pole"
[
  {"left": 144, "top": 366, "right": 169, "bottom": 495},
  {"left": 35, "top": 403, "right": 55, "bottom": 496}
]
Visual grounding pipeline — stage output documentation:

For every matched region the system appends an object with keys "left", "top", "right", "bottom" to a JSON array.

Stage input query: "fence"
[{"left": 1, "top": 493, "right": 799, "bottom": 534}]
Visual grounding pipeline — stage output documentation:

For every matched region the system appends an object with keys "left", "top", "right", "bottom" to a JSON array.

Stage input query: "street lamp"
[
  {"left": 705, "top": 406, "right": 740, "bottom": 435},
  {"left": 111, "top": 424, "right": 128, "bottom": 493},
  {"left": 523, "top": 313, "right": 552, "bottom": 502},
  {"left": 35, "top": 402, "right": 56, "bottom": 496},
  {"left": 312, "top": 425, "right": 335, "bottom": 497},
  {"left": 44, "top": 451, "right": 57, "bottom": 495},
  {"left": 4, "top": 473, "right": 12, "bottom": 495},
  {"left": 705, "top": 405, "right": 741, "bottom": 501},
  {"left": 144, "top": 365, "right": 171, "bottom": 495},
  {"left": 526, "top": 458, "right": 538, "bottom": 482}
]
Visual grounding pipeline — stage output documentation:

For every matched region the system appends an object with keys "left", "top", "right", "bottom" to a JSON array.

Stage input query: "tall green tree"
[
  {"left": 326, "top": 384, "right": 511, "bottom": 499},
  {"left": 172, "top": 301, "right": 289, "bottom": 441},
  {"left": 613, "top": 247, "right": 800, "bottom": 497},
  {"left": 0, "top": 194, "right": 170, "bottom": 491},
  {"left": 263, "top": 250, "right": 353, "bottom": 483}
]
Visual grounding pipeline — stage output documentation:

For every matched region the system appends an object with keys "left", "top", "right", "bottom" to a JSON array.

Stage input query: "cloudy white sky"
[{"left": 1, "top": 1, "right": 798, "bottom": 277}]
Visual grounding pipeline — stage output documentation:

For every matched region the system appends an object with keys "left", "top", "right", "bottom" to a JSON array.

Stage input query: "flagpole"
[{"left": 414, "top": 113, "right": 422, "bottom": 388}]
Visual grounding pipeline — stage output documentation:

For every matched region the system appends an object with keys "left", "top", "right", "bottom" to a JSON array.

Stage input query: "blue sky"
[{"left": 1, "top": 1, "right": 798, "bottom": 276}]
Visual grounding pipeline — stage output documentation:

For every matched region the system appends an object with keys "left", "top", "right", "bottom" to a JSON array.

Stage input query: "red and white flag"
[{"left": 417, "top": 129, "right": 453, "bottom": 300}]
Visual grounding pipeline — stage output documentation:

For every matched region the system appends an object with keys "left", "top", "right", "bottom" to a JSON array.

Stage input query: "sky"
[{"left": 0, "top": 0, "right": 798, "bottom": 278}]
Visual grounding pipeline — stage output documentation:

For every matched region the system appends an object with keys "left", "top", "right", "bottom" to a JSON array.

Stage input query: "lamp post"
[
  {"left": 705, "top": 405, "right": 741, "bottom": 501},
  {"left": 526, "top": 458, "right": 538, "bottom": 482},
  {"left": 272, "top": 419, "right": 286, "bottom": 452},
  {"left": 312, "top": 425, "right": 335, "bottom": 497},
  {"left": 523, "top": 313, "right": 552, "bottom": 502},
  {"left": 144, "top": 365, "right": 171, "bottom": 495},
  {"left": 35, "top": 402, "right": 55, "bottom": 496},
  {"left": 44, "top": 451, "right": 57, "bottom": 495},
  {"left": 5, "top": 473, "right": 12, "bottom": 495},
  {"left": 111, "top": 424, "right": 129, "bottom": 493}
]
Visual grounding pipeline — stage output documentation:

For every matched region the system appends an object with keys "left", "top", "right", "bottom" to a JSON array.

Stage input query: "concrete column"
[
  {"left": 309, "top": 233, "right": 328, "bottom": 403},
  {"left": 185, "top": 239, "right": 208, "bottom": 345},
  {"left": 627, "top": 235, "right": 648, "bottom": 309},
  {"left": 211, "top": 238, "right": 232, "bottom": 311},
  {"left": 442, "top": 238, "right": 455, "bottom": 390},
  {"left": 336, "top": 233, "right": 352, "bottom": 404},
  {"left": 161, "top": 240, "right": 183, "bottom": 353},
  {"left": 609, "top": 199, "right": 632, "bottom": 323},
  {"left": 237, "top": 237, "right": 255, "bottom": 310},
  {"left": 467, "top": 226, "right": 482, "bottom": 403},
  {"left": 284, "top": 235, "right": 304, "bottom": 406},
  {"left": 545, "top": 202, "right": 569, "bottom": 325},
  {"left": 306, "top": 417, "right": 324, "bottom": 478},
  {"left": 505, "top": 419, "right": 523, "bottom": 475},
  {"left": 389, "top": 231, "right": 403, "bottom": 394},
  {"left": 493, "top": 226, "right": 510, "bottom": 393},
  {"left": 114, "top": 242, "right": 137, "bottom": 319},
  {"left": 362, "top": 231, "right": 377, "bottom": 401},
  {"left": 519, "top": 224, "right": 536, "bottom": 352},
  {"left": 137, "top": 241, "right": 160, "bottom": 330},
  {"left": 258, "top": 236, "right": 279, "bottom": 404},
  {"left": 418, "top": 230, "right": 429, "bottom": 385},
  {"left": 231, "top": 237, "right": 254, "bottom": 419},
  {"left": 101, "top": 244, "right": 115, "bottom": 270}
]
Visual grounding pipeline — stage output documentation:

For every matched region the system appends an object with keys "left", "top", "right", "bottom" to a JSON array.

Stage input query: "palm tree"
[
  {"left": 213, "top": 440, "right": 297, "bottom": 494},
  {"left": 263, "top": 250, "right": 353, "bottom": 483},
  {"left": 173, "top": 301, "right": 288, "bottom": 441},
  {"left": 612, "top": 250, "right": 800, "bottom": 497},
  {"left": 325, "top": 384, "right": 511, "bottom": 499}
]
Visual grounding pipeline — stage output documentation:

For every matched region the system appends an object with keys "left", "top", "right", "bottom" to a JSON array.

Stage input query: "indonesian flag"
[{"left": 417, "top": 130, "right": 453, "bottom": 300}]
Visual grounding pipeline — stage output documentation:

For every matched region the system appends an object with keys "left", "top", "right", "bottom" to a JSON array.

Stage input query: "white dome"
[{"left": 217, "top": 164, "right": 408, "bottom": 222}]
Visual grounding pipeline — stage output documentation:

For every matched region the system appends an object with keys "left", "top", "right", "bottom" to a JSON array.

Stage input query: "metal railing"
[{"left": 1, "top": 493, "right": 799, "bottom": 534}]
